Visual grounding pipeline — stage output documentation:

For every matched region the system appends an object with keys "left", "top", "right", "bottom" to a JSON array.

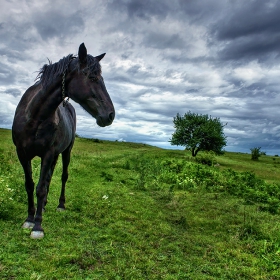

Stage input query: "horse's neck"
[
  {"left": 25, "top": 64, "right": 76, "bottom": 123},
  {"left": 26, "top": 78, "right": 63, "bottom": 122}
]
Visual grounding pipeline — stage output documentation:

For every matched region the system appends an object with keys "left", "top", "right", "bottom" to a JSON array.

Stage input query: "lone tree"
[
  {"left": 170, "top": 111, "right": 227, "bottom": 157},
  {"left": 250, "top": 147, "right": 262, "bottom": 160}
]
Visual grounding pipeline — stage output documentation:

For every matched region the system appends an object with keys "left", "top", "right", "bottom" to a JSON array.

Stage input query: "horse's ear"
[
  {"left": 95, "top": 53, "right": 106, "bottom": 61},
  {"left": 78, "top": 43, "right": 87, "bottom": 63}
]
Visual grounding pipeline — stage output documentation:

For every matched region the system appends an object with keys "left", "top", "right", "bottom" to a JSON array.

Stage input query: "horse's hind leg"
[
  {"left": 17, "top": 149, "right": 36, "bottom": 229},
  {"left": 43, "top": 155, "right": 59, "bottom": 210},
  {"left": 57, "top": 146, "right": 72, "bottom": 210}
]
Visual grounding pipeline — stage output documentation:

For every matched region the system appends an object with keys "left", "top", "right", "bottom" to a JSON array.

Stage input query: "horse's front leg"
[
  {"left": 17, "top": 149, "right": 36, "bottom": 229},
  {"left": 31, "top": 152, "right": 54, "bottom": 239}
]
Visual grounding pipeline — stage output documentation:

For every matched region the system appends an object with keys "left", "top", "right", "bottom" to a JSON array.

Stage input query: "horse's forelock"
[{"left": 85, "top": 55, "right": 102, "bottom": 76}]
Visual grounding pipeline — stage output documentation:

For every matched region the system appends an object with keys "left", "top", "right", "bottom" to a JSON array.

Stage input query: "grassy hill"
[{"left": 0, "top": 128, "right": 280, "bottom": 279}]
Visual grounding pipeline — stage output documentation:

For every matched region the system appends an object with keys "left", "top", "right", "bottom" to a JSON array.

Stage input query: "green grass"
[
  {"left": 217, "top": 152, "right": 280, "bottom": 185},
  {"left": 1, "top": 128, "right": 280, "bottom": 279}
]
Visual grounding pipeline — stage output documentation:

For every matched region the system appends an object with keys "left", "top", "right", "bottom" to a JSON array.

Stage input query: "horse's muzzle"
[{"left": 97, "top": 111, "right": 115, "bottom": 127}]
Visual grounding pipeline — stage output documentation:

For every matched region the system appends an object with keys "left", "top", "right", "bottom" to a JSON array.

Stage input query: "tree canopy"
[{"left": 170, "top": 111, "right": 227, "bottom": 157}]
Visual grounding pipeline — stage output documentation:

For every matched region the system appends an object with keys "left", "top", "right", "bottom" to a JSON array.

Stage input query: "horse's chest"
[{"left": 19, "top": 123, "right": 57, "bottom": 156}]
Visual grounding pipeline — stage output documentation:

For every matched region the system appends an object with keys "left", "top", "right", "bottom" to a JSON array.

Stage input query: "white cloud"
[{"left": 233, "top": 61, "right": 265, "bottom": 86}]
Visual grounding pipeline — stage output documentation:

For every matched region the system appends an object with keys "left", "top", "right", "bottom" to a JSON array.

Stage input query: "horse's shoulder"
[{"left": 14, "top": 84, "right": 42, "bottom": 115}]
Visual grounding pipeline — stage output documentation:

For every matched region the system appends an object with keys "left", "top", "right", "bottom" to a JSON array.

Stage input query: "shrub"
[
  {"left": 126, "top": 153, "right": 280, "bottom": 214},
  {"left": 195, "top": 151, "right": 217, "bottom": 166},
  {"left": 250, "top": 147, "right": 262, "bottom": 161}
]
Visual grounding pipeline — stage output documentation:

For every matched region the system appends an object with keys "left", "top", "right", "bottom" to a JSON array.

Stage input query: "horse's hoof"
[
  {"left": 56, "top": 207, "right": 65, "bottom": 212},
  {"left": 30, "top": 231, "right": 44, "bottom": 239},
  {"left": 22, "top": 221, "right": 35, "bottom": 229}
]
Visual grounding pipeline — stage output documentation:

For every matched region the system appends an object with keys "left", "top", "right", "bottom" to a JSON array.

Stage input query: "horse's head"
[{"left": 68, "top": 43, "right": 115, "bottom": 127}]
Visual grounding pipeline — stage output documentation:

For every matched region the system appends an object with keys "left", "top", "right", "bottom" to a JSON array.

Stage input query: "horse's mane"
[{"left": 36, "top": 54, "right": 102, "bottom": 89}]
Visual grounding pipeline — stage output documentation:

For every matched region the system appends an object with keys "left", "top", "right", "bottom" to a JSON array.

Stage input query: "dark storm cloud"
[
  {"left": 0, "top": 2, "right": 85, "bottom": 61},
  {"left": 0, "top": 48, "right": 28, "bottom": 62},
  {"left": 211, "top": 0, "right": 280, "bottom": 63},
  {"left": 217, "top": 35, "right": 280, "bottom": 62},
  {"left": 0, "top": 62, "right": 15, "bottom": 85},
  {"left": 108, "top": 0, "right": 172, "bottom": 21},
  {"left": 0, "top": 19, "right": 39, "bottom": 57},
  {"left": 4, "top": 88, "right": 21, "bottom": 97},
  {"left": 214, "top": 1, "right": 280, "bottom": 40},
  {"left": 142, "top": 32, "right": 186, "bottom": 50},
  {"left": 108, "top": 0, "right": 224, "bottom": 23},
  {"left": 33, "top": 10, "right": 85, "bottom": 41}
]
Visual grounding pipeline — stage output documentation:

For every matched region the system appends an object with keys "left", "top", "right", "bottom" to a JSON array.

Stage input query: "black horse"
[{"left": 12, "top": 43, "right": 115, "bottom": 239}]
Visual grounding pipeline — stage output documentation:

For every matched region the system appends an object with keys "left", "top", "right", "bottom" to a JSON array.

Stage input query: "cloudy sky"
[{"left": 1, "top": 0, "right": 280, "bottom": 155}]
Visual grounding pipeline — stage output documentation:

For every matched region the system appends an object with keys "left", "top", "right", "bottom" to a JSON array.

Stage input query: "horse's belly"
[
  {"left": 13, "top": 121, "right": 73, "bottom": 159},
  {"left": 34, "top": 121, "right": 74, "bottom": 154}
]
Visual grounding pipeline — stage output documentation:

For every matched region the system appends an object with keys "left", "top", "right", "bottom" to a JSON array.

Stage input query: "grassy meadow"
[{"left": 0, "top": 127, "right": 280, "bottom": 279}]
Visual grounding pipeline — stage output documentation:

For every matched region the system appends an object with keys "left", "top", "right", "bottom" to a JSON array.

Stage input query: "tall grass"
[{"left": 0, "top": 128, "right": 280, "bottom": 279}]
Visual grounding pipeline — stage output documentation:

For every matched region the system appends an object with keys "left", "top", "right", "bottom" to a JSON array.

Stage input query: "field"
[{"left": 0, "top": 127, "right": 280, "bottom": 279}]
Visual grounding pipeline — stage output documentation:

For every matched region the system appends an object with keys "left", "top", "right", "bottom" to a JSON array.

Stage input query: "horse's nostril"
[{"left": 109, "top": 112, "right": 115, "bottom": 122}]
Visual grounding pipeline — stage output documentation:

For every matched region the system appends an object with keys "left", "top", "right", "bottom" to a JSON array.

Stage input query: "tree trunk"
[{"left": 191, "top": 147, "right": 200, "bottom": 157}]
